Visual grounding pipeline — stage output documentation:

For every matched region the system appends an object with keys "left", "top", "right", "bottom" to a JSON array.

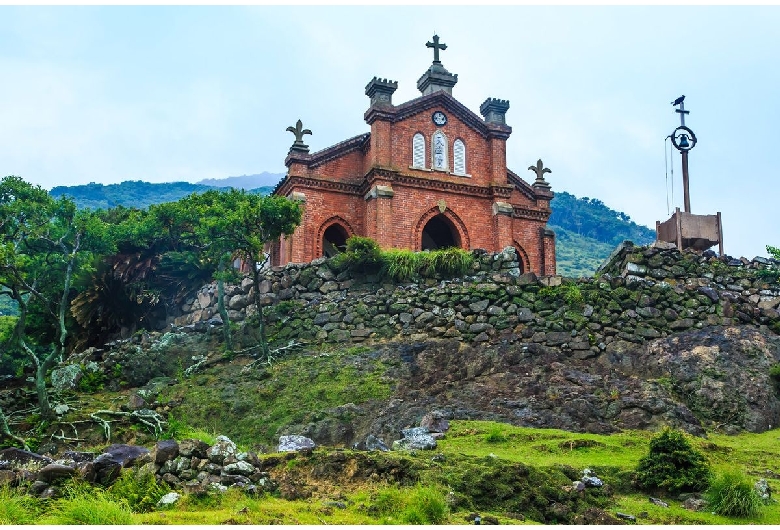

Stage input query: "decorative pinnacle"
[
  {"left": 528, "top": 159, "right": 551, "bottom": 186},
  {"left": 286, "top": 119, "right": 312, "bottom": 150},
  {"left": 426, "top": 34, "right": 447, "bottom": 64}
]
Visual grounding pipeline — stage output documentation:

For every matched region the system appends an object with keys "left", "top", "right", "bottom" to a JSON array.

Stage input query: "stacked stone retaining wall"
[{"left": 171, "top": 242, "right": 780, "bottom": 351}]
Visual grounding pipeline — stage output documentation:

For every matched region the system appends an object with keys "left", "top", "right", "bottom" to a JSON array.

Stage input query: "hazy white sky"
[{"left": 1, "top": 6, "right": 779, "bottom": 259}]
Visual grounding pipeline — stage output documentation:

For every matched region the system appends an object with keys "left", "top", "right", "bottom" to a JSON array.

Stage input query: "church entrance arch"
[
  {"left": 421, "top": 214, "right": 459, "bottom": 250},
  {"left": 322, "top": 224, "right": 348, "bottom": 257},
  {"left": 319, "top": 218, "right": 353, "bottom": 258}
]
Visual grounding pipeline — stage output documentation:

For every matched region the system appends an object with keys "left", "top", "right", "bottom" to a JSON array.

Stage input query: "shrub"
[
  {"left": 635, "top": 428, "right": 712, "bottom": 494},
  {"left": 430, "top": 247, "right": 474, "bottom": 277},
  {"left": 333, "top": 236, "right": 382, "bottom": 272},
  {"left": 383, "top": 248, "right": 424, "bottom": 282},
  {"left": 706, "top": 471, "right": 763, "bottom": 518},
  {"left": 769, "top": 363, "right": 780, "bottom": 382}
]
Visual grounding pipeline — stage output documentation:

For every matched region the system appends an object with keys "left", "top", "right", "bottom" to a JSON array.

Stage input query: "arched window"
[
  {"left": 432, "top": 130, "right": 447, "bottom": 171},
  {"left": 412, "top": 133, "right": 426, "bottom": 168},
  {"left": 453, "top": 139, "right": 466, "bottom": 175}
]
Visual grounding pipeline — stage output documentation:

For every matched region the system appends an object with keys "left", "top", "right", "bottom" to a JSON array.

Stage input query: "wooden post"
[
  {"left": 681, "top": 151, "right": 691, "bottom": 213},
  {"left": 675, "top": 207, "right": 683, "bottom": 250}
]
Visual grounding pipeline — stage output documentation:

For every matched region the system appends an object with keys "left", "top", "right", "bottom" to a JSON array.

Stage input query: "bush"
[
  {"left": 706, "top": 471, "right": 763, "bottom": 518},
  {"left": 333, "top": 236, "right": 382, "bottom": 272},
  {"left": 383, "top": 248, "right": 424, "bottom": 282},
  {"left": 635, "top": 428, "right": 712, "bottom": 494},
  {"left": 769, "top": 364, "right": 780, "bottom": 382}
]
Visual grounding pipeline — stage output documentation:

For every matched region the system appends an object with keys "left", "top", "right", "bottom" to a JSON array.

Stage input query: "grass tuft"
[{"left": 706, "top": 470, "right": 764, "bottom": 519}]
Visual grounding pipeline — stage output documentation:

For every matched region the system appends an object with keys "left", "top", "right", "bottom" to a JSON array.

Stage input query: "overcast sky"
[{"left": 1, "top": 6, "right": 778, "bottom": 259}]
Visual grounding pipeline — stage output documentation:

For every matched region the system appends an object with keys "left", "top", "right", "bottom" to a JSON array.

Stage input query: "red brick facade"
[{"left": 272, "top": 57, "right": 556, "bottom": 275}]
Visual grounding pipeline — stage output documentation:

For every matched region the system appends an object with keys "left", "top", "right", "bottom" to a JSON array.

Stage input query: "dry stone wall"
[{"left": 171, "top": 243, "right": 780, "bottom": 351}]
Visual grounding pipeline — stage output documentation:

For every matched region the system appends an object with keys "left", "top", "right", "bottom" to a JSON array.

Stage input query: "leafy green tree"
[
  {"left": 0, "top": 176, "right": 114, "bottom": 421},
  {"left": 212, "top": 191, "right": 302, "bottom": 359},
  {"left": 767, "top": 245, "right": 780, "bottom": 260}
]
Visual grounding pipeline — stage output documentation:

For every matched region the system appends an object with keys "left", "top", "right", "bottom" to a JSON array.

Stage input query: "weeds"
[{"left": 333, "top": 236, "right": 474, "bottom": 281}]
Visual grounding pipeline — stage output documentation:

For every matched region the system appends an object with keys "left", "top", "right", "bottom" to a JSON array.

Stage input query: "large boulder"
[
  {"left": 392, "top": 427, "right": 437, "bottom": 451},
  {"left": 420, "top": 410, "right": 450, "bottom": 433},
  {"left": 92, "top": 453, "right": 123, "bottom": 486},
  {"left": 278, "top": 435, "right": 316, "bottom": 452},
  {"left": 103, "top": 444, "right": 151, "bottom": 467},
  {"left": 0, "top": 448, "right": 52, "bottom": 472},
  {"left": 36, "top": 463, "right": 76, "bottom": 484},
  {"left": 178, "top": 438, "right": 210, "bottom": 458}
]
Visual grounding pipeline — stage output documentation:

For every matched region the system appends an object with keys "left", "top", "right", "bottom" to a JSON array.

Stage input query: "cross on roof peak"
[{"left": 426, "top": 34, "right": 447, "bottom": 64}]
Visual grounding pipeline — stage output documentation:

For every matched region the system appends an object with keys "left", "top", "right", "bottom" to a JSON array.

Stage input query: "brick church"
[{"left": 271, "top": 36, "right": 556, "bottom": 276}]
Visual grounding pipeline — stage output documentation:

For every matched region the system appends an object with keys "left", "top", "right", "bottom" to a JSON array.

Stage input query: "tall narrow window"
[
  {"left": 412, "top": 133, "right": 425, "bottom": 168},
  {"left": 432, "top": 131, "right": 447, "bottom": 171},
  {"left": 453, "top": 139, "right": 466, "bottom": 175}
]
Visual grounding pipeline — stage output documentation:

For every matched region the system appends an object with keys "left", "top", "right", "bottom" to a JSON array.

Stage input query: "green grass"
[
  {"left": 0, "top": 486, "right": 42, "bottom": 524},
  {"left": 38, "top": 482, "right": 134, "bottom": 525},
  {"left": 5, "top": 421, "right": 780, "bottom": 524},
  {"left": 438, "top": 421, "right": 780, "bottom": 524}
]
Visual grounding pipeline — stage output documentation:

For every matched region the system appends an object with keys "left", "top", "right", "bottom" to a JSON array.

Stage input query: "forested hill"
[
  {"left": 49, "top": 180, "right": 276, "bottom": 210},
  {"left": 49, "top": 180, "right": 656, "bottom": 277},
  {"left": 548, "top": 191, "right": 656, "bottom": 276}
]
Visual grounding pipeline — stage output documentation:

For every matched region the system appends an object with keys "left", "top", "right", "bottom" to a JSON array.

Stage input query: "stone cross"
[
  {"left": 528, "top": 159, "right": 551, "bottom": 183},
  {"left": 286, "top": 119, "right": 312, "bottom": 148},
  {"left": 426, "top": 34, "right": 447, "bottom": 64}
]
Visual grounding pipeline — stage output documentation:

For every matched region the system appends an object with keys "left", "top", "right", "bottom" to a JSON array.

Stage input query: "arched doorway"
[
  {"left": 322, "top": 224, "right": 348, "bottom": 257},
  {"left": 421, "top": 214, "right": 460, "bottom": 250}
]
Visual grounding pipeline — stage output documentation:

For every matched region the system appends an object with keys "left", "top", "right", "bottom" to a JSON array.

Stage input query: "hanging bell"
[{"left": 678, "top": 134, "right": 690, "bottom": 148}]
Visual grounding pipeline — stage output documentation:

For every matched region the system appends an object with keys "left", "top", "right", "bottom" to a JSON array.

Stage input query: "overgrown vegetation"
[
  {"left": 635, "top": 428, "right": 712, "bottom": 494},
  {"left": 333, "top": 236, "right": 474, "bottom": 281}
]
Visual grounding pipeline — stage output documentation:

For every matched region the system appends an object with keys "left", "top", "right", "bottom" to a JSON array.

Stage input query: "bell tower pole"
[{"left": 673, "top": 98, "right": 692, "bottom": 213}]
